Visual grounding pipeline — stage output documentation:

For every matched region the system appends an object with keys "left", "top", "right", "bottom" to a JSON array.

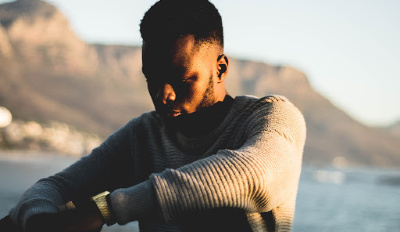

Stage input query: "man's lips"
[
  {"left": 165, "top": 110, "right": 181, "bottom": 118},
  {"left": 156, "top": 106, "right": 182, "bottom": 118}
]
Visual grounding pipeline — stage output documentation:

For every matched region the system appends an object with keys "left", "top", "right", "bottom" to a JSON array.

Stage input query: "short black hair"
[{"left": 140, "top": 0, "right": 224, "bottom": 47}]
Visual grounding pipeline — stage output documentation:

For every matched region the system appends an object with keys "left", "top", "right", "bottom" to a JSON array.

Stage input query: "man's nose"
[{"left": 160, "top": 83, "right": 176, "bottom": 104}]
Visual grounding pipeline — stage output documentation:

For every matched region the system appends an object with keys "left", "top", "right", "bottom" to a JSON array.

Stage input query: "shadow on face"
[{"left": 141, "top": 35, "right": 229, "bottom": 120}]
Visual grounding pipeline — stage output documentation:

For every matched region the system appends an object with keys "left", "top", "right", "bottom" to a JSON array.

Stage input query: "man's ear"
[{"left": 217, "top": 54, "right": 229, "bottom": 83}]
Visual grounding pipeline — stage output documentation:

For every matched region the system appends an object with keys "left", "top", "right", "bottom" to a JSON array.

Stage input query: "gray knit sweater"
[{"left": 10, "top": 95, "right": 306, "bottom": 232}]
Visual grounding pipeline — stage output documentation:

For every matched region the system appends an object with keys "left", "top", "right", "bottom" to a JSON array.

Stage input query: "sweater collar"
[{"left": 164, "top": 95, "right": 234, "bottom": 138}]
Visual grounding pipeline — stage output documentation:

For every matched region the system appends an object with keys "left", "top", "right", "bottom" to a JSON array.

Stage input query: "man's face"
[{"left": 142, "top": 35, "right": 227, "bottom": 120}]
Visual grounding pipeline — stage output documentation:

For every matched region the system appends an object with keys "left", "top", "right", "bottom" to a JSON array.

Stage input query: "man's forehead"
[
  {"left": 142, "top": 36, "right": 199, "bottom": 65},
  {"left": 143, "top": 35, "right": 197, "bottom": 52},
  {"left": 143, "top": 35, "right": 220, "bottom": 63}
]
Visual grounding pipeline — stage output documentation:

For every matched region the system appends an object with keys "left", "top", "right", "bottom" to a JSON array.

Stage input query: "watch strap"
[{"left": 92, "top": 191, "right": 116, "bottom": 225}]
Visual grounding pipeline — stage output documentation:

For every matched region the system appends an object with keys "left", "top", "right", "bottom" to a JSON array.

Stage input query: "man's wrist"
[{"left": 92, "top": 191, "right": 116, "bottom": 226}]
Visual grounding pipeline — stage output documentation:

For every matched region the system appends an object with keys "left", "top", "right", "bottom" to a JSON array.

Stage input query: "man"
[{"left": 7, "top": 0, "right": 306, "bottom": 231}]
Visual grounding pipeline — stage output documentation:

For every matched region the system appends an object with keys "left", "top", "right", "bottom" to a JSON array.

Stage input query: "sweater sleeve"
[
  {"left": 149, "top": 97, "right": 306, "bottom": 222},
  {"left": 8, "top": 119, "right": 137, "bottom": 231}
]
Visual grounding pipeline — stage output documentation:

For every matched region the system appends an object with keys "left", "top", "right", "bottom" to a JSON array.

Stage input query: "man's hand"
[
  {"left": 0, "top": 215, "right": 18, "bottom": 232},
  {"left": 26, "top": 200, "right": 104, "bottom": 232},
  {"left": 61, "top": 202, "right": 104, "bottom": 232}
]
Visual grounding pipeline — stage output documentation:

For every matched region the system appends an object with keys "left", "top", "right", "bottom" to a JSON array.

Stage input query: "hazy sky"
[{"left": 1, "top": 0, "right": 399, "bottom": 126}]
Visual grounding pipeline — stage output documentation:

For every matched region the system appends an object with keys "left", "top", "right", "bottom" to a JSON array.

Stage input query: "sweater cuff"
[
  {"left": 109, "top": 181, "right": 157, "bottom": 225},
  {"left": 9, "top": 198, "right": 59, "bottom": 232}
]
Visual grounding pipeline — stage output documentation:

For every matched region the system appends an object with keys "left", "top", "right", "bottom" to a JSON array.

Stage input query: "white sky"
[{"left": 1, "top": 0, "right": 399, "bottom": 126}]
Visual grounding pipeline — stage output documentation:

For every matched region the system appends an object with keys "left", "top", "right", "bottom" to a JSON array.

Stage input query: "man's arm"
[
  {"left": 8, "top": 119, "right": 137, "bottom": 232},
  {"left": 0, "top": 216, "right": 18, "bottom": 232},
  {"left": 110, "top": 98, "right": 306, "bottom": 224}
]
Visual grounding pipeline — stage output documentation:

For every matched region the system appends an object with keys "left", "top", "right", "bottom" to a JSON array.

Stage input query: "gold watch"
[{"left": 92, "top": 191, "right": 115, "bottom": 225}]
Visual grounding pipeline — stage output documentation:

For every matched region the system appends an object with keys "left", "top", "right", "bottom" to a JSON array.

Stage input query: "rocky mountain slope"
[
  {"left": 384, "top": 121, "right": 400, "bottom": 138},
  {"left": 1, "top": 0, "right": 399, "bottom": 167}
]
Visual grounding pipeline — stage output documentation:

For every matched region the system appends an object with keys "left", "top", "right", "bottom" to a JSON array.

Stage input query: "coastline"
[{"left": 0, "top": 149, "right": 80, "bottom": 163}]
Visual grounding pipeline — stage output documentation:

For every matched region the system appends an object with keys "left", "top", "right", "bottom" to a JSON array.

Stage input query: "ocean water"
[
  {"left": 293, "top": 167, "right": 400, "bottom": 232},
  {"left": 1, "top": 153, "right": 399, "bottom": 232}
]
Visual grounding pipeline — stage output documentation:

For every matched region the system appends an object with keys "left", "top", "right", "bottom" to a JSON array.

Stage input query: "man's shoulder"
[
  {"left": 233, "top": 95, "right": 306, "bottom": 141},
  {"left": 234, "top": 95, "right": 293, "bottom": 110},
  {"left": 116, "top": 111, "right": 161, "bottom": 134},
  {"left": 232, "top": 95, "right": 303, "bottom": 124},
  {"left": 130, "top": 111, "right": 161, "bottom": 127},
  {"left": 259, "top": 95, "right": 290, "bottom": 103}
]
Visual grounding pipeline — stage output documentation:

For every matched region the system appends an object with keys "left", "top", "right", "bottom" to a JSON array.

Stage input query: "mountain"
[
  {"left": 0, "top": 0, "right": 152, "bottom": 136},
  {"left": 1, "top": 0, "right": 399, "bottom": 167},
  {"left": 384, "top": 121, "right": 400, "bottom": 138}
]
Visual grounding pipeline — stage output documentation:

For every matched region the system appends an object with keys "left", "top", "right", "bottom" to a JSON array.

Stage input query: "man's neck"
[{"left": 165, "top": 95, "right": 234, "bottom": 138}]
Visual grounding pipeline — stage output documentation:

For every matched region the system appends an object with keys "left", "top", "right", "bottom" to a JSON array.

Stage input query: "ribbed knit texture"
[
  {"left": 9, "top": 95, "right": 306, "bottom": 232},
  {"left": 148, "top": 95, "right": 306, "bottom": 231},
  {"left": 110, "top": 181, "right": 156, "bottom": 225}
]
